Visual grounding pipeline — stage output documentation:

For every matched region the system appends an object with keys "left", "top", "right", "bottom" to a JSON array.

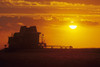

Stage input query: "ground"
[{"left": 0, "top": 49, "right": 100, "bottom": 67}]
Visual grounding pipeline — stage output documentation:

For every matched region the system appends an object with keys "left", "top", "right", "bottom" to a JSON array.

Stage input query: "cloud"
[
  {"left": 0, "top": 0, "right": 87, "bottom": 7},
  {"left": 0, "top": 16, "right": 99, "bottom": 32},
  {"left": 2, "top": 0, "right": 98, "bottom": 6},
  {"left": 0, "top": 16, "right": 56, "bottom": 31},
  {"left": 17, "top": 22, "right": 24, "bottom": 26},
  {"left": 80, "top": 21, "right": 99, "bottom": 26},
  {"left": 0, "top": 0, "right": 100, "bottom": 15},
  {"left": 0, "top": 16, "right": 19, "bottom": 31},
  {"left": 24, "top": 0, "right": 100, "bottom": 5}
]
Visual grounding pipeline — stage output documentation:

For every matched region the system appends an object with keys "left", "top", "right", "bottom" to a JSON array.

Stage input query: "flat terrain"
[{"left": 0, "top": 49, "right": 100, "bottom": 67}]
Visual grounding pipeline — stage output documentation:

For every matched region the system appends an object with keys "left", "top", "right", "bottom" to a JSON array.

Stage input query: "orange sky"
[{"left": 0, "top": 0, "right": 100, "bottom": 49}]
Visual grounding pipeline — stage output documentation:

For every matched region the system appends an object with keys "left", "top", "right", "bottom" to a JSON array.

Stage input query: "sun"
[{"left": 69, "top": 25, "right": 77, "bottom": 29}]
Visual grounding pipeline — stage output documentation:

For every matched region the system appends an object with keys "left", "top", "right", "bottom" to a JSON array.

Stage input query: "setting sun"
[{"left": 69, "top": 25, "right": 77, "bottom": 29}]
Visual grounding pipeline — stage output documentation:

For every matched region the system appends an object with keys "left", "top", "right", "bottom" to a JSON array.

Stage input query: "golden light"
[{"left": 69, "top": 25, "right": 77, "bottom": 29}]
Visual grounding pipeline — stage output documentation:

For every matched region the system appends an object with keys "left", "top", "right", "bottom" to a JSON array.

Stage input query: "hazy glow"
[
  {"left": 71, "top": 21, "right": 74, "bottom": 23},
  {"left": 69, "top": 25, "right": 77, "bottom": 29}
]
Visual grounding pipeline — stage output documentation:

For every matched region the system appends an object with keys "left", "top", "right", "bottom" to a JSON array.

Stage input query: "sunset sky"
[{"left": 0, "top": 0, "right": 100, "bottom": 49}]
